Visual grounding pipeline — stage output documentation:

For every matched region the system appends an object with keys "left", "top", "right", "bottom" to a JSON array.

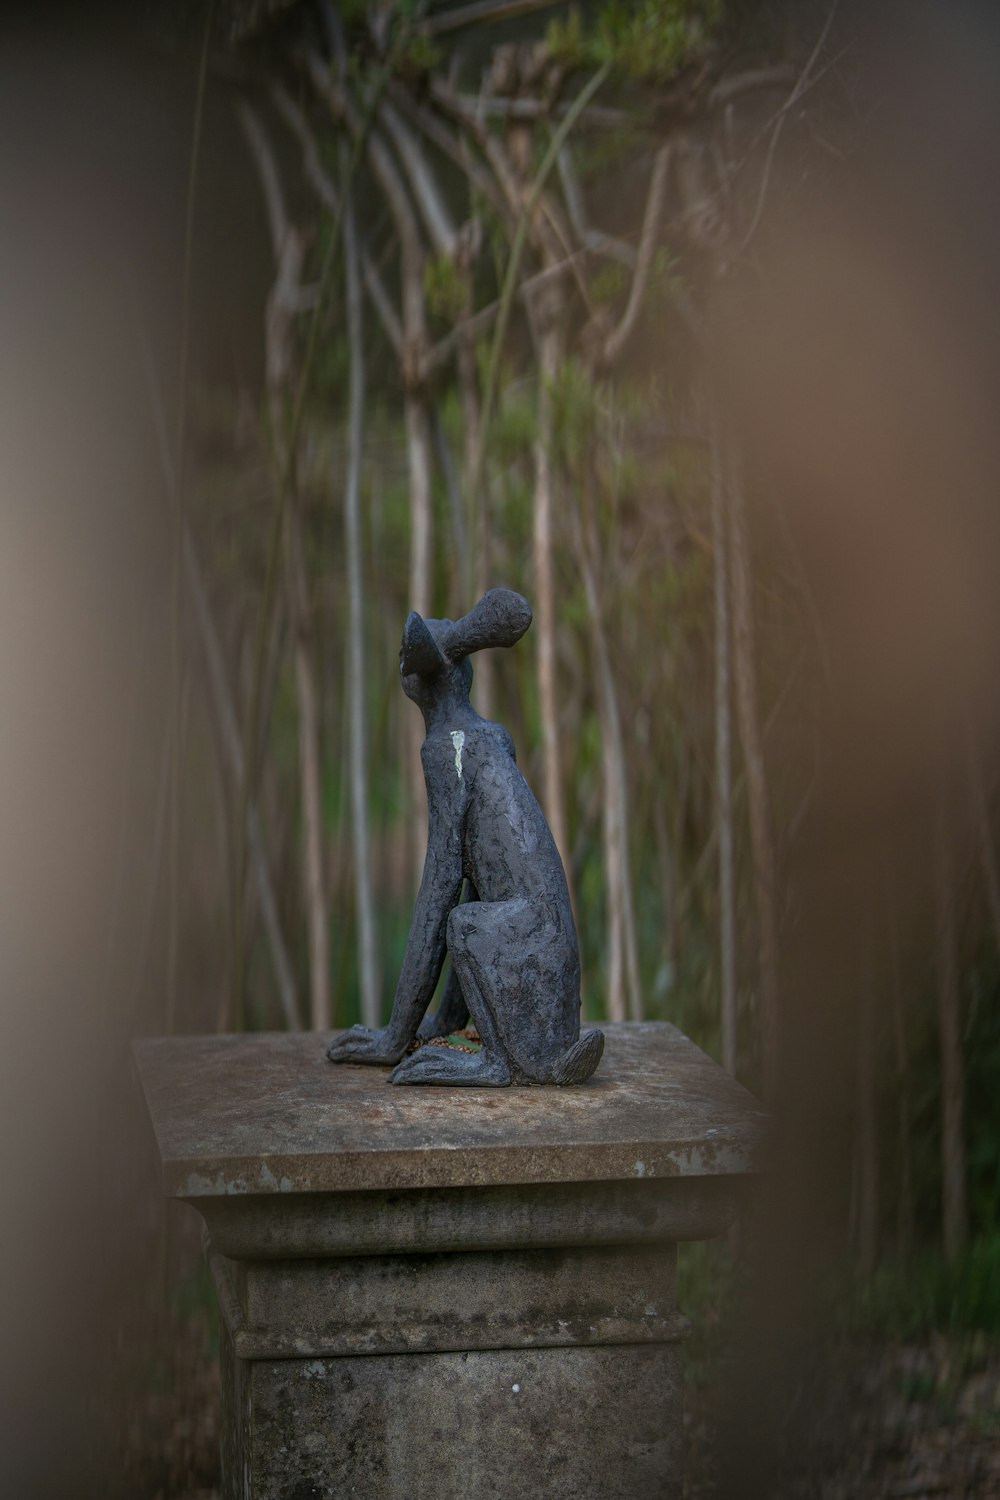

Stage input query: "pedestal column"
[{"left": 134, "top": 1022, "right": 765, "bottom": 1500}]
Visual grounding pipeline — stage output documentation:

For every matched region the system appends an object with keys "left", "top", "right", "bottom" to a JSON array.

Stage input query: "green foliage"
[
  {"left": 391, "top": 32, "right": 442, "bottom": 80},
  {"left": 179, "top": 7, "right": 998, "bottom": 1307},
  {"left": 573, "top": 123, "right": 651, "bottom": 181},
  {"left": 551, "top": 357, "right": 602, "bottom": 470},
  {"left": 169, "top": 1259, "right": 221, "bottom": 1363},
  {"left": 424, "top": 254, "right": 467, "bottom": 325},
  {"left": 548, "top": 1, "right": 724, "bottom": 83},
  {"left": 963, "top": 953, "right": 1000, "bottom": 1234},
  {"left": 678, "top": 1238, "right": 739, "bottom": 1390},
  {"left": 651, "top": 244, "right": 686, "bottom": 306},
  {"left": 839, "top": 1233, "right": 1000, "bottom": 1339},
  {"left": 590, "top": 261, "right": 629, "bottom": 306},
  {"left": 491, "top": 376, "right": 537, "bottom": 463}
]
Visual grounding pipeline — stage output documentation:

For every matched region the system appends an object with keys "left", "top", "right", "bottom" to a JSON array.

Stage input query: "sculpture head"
[{"left": 399, "top": 588, "right": 532, "bottom": 720}]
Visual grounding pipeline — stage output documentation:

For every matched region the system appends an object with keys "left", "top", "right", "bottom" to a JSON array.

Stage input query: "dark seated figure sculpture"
[{"left": 327, "top": 588, "right": 604, "bottom": 1087}]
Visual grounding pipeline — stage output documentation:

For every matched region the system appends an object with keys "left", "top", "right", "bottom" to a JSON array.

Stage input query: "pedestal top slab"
[{"left": 133, "top": 1021, "right": 766, "bottom": 1198}]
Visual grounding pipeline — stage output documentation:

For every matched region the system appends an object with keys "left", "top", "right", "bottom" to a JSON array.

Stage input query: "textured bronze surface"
[{"left": 326, "top": 589, "right": 605, "bottom": 1086}]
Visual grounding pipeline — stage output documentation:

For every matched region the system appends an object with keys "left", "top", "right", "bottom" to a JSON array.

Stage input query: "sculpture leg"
[
  {"left": 416, "top": 885, "right": 477, "bottom": 1041},
  {"left": 450, "top": 897, "right": 579, "bottom": 1083},
  {"left": 415, "top": 963, "right": 470, "bottom": 1041},
  {"left": 390, "top": 904, "right": 513, "bottom": 1086}
]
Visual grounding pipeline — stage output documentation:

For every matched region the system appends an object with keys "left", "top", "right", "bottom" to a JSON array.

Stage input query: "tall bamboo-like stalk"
[
  {"left": 306, "top": 52, "right": 434, "bottom": 893},
  {"left": 431, "top": 63, "right": 611, "bottom": 895},
  {"left": 240, "top": 101, "right": 330, "bottom": 1029},
  {"left": 933, "top": 791, "right": 967, "bottom": 1264},
  {"left": 342, "top": 150, "right": 381, "bottom": 1029},
  {"left": 966, "top": 717, "right": 1000, "bottom": 956},
  {"left": 573, "top": 474, "right": 642, "bottom": 1022},
  {"left": 532, "top": 314, "right": 572, "bottom": 881},
  {"left": 505, "top": 101, "right": 573, "bottom": 887},
  {"left": 856, "top": 912, "right": 879, "bottom": 1273},
  {"left": 885, "top": 871, "right": 913, "bottom": 1256},
  {"left": 710, "top": 408, "right": 738, "bottom": 1075},
  {"left": 168, "top": 2, "right": 213, "bottom": 1034},
  {"left": 132, "top": 307, "right": 301, "bottom": 1030},
  {"left": 727, "top": 445, "right": 780, "bottom": 1100}
]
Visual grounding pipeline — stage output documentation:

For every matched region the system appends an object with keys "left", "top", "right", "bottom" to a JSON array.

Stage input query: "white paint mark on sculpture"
[{"left": 450, "top": 729, "right": 465, "bottom": 781}]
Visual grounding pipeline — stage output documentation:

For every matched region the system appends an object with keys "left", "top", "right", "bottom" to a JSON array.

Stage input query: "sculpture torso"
[{"left": 422, "top": 713, "right": 572, "bottom": 914}]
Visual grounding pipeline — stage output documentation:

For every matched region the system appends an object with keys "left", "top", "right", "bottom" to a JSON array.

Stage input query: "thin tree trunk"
[
  {"left": 653, "top": 796, "right": 680, "bottom": 982},
  {"left": 285, "top": 502, "right": 331, "bottom": 1029},
  {"left": 305, "top": 54, "right": 434, "bottom": 892},
  {"left": 431, "top": 411, "right": 470, "bottom": 621},
  {"left": 601, "top": 144, "right": 671, "bottom": 368},
  {"left": 727, "top": 444, "right": 780, "bottom": 1100},
  {"left": 856, "top": 918, "right": 879, "bottom": 1274},
  {"left": 241, "top": 99, "right": 330, "bottom": 1029},
  {"left": 187, "top": 530, "right": 301, "bottom": 1033},
  {"left": 460, "top": 336, "right": 496, "bottom": 717},
  {"left": 933, "top": 792, "right": 967, "bottom": 1264},
  {"left": 710, "top": 408, "right": 738, "bottom": 1075},
  {"left": 405, "top": 393, "right": 434, "bottom": 888},
  {"left": 532, "top": 318, "right": 572, "bottom": 886},
  {"left": 343, "top": 153, "right": 381, "bottom": 1030},
  {"left": 131, "top": 293, "right": 301, "bottom": 1030},
  {"left": 966, "top": 719, "right": 1000, "bottom": 957},
  {"left": 885, "top": 874, "right": 914, "bottom": 1257},
  {"left": 168, "top": 4, "right": 212, "bottom": 1042},
  {"left": 573, "top": 484, "right": 642, "bottom": 1022}
]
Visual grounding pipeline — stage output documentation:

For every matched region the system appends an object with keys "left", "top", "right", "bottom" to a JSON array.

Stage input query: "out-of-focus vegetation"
[
  {"left": 8, "top": 3, "right": 1000, "bottom": 1496},
  {"left": 127, "top": 0, "right": 1000, "bottom": 1316}
]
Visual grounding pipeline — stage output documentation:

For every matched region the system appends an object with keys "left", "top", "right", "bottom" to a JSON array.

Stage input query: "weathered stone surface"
[
  {"left": 133, "top": 1021, "right": 764, "bottom": 1500},
  {"left": 236, "top": 1339, "right": 683, "bottom": 1500},
  {"left": 199, "top": 1175, "right": 741, "bottom": 1260},
  {"left": 133, "top": 1020, "right": 766, "bottom": 1198},
  {"left": 214, "top": 1242, "right": 681, "bottom": 1359}
]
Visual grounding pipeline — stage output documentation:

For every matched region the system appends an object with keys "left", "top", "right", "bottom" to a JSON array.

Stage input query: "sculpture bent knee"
[{"left": 326, "top": 588, "right": 604, "bottom": 1088}]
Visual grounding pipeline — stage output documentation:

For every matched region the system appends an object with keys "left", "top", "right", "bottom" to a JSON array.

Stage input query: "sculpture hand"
[{"left": 326, "top": 1025, "right": 408, "bottom": 1067}]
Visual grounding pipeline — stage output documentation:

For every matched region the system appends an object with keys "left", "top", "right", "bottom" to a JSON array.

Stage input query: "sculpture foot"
[
  {"left": 326, "top": 1025, "right": 406, "bottom": 1067},
  {"left": 551, "top": 1028, "right": 605, "bottom": 1085},
  {"left": 389, "top": 1043, "right": 512, "bottom": 1087}
]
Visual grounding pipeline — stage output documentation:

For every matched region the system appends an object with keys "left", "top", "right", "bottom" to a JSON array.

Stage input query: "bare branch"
[
  {"left": 557, "top": 146, "right": 637, "bottom": 268},
  {"left": 736, "top": 4, "right": 842, "bottom": 251},
  {"left": 388, "top": 82, "right": 511, "bottom": 227},
  {"left": 429, "top": 75, "right": 577, "bottom": 282},
  {"left": 423, "top": 0, "right": 571, "bottom": 36},
  {"left": 430, "top": 87, "right": 630, "bottom": 129},
  {"left": 602, "top": 144, "right": 671, "bottom": 366},
  {"left": 270, "top": 82, "right": 404, "bottom": 354},
  {"left": 708, "top": 65, "right": 798, "bottom": 109},
  {"left": 236, "top": 100, "right": 288, "bottom": 257},
  {"left": 424, "top": 249, "right": 588, "bottom": 377},
  {"left": 379, "top": 100, "right": 458, "bottom": 260},
  {"left": 306, "top": 50, "right": 427, "bottom": 356}
]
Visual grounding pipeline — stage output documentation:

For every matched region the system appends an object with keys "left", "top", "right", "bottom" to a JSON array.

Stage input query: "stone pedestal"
[{"left": 133, "top": 1022, "right": 765, "bottom": 1500}]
